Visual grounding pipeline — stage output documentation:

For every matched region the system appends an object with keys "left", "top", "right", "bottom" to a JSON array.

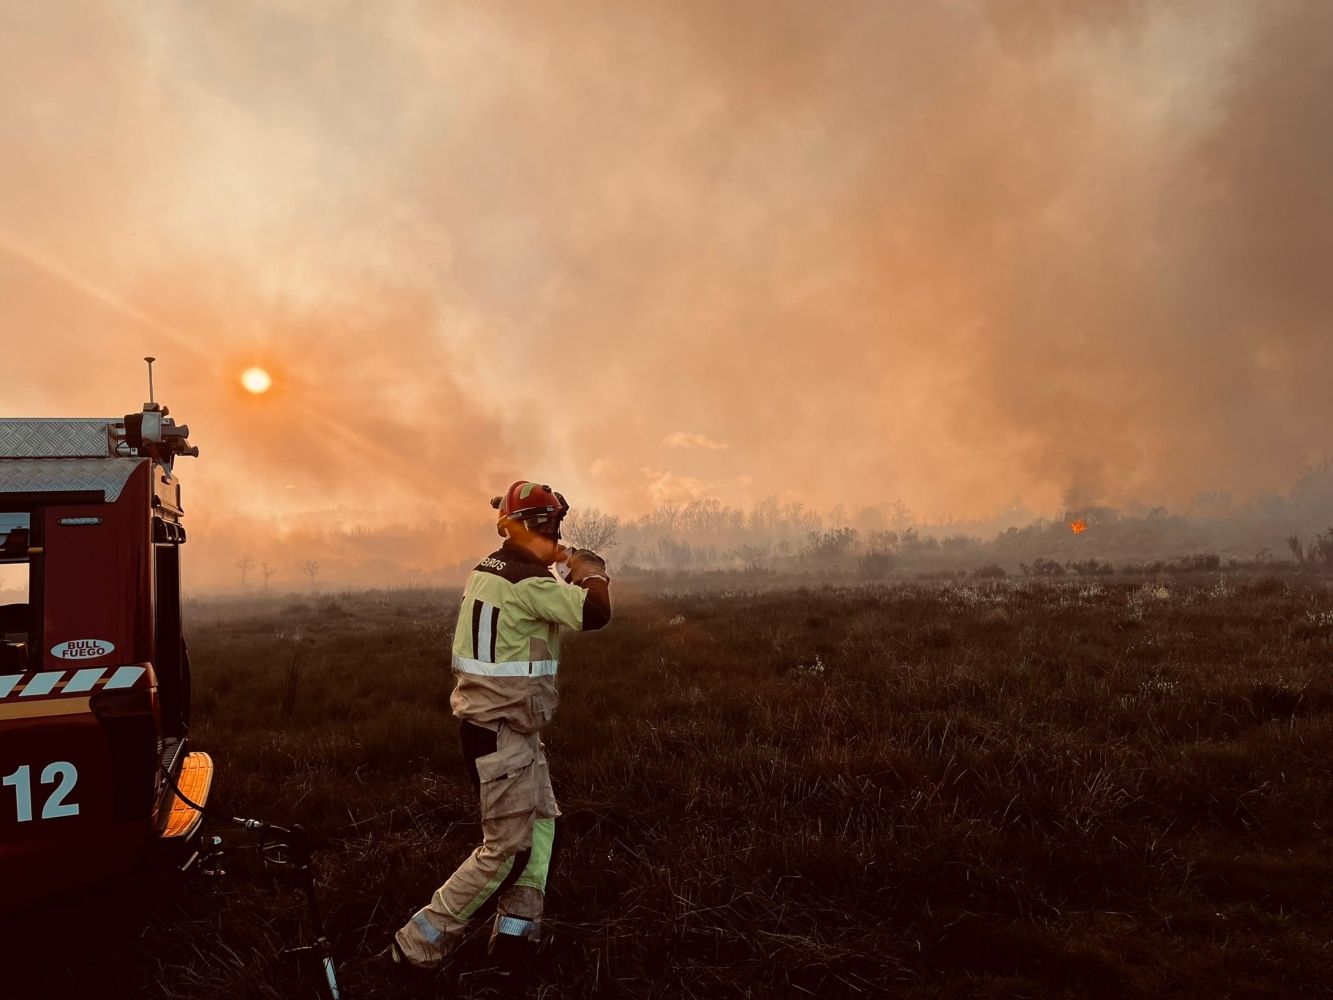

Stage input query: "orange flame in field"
[{"left": 1070, "top": 520, "right": 1087, "bottom": 534}]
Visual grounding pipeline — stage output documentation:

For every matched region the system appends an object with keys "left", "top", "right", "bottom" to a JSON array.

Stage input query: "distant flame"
[{"left": 1070, "top": 520, "right": 1087, "bottom": 534}]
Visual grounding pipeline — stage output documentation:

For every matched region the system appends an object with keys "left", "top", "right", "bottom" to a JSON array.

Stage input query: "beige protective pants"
[{"left": 395, "top": 723, "right": 559, "bottom": 969}]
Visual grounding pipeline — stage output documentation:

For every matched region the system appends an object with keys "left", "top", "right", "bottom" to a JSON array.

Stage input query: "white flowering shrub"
[{"left": 794, "top": 653, "right": 826, "bottom": 676}]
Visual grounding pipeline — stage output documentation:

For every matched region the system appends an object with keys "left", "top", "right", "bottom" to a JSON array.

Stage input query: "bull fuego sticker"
[{"left": 50, "top": 639, "right": 116, "bottom": 660}]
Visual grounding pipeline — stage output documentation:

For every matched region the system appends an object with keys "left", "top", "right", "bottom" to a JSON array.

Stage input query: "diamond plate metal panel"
[
  {"left": 0, "top": 458, "right": 140, "bottom": 501},
  {"left": 0, "top": 419, "right": 116, "bottom": 459}
]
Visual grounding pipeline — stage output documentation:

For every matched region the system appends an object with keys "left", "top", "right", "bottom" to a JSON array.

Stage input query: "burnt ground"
[{"left": 5, "top": 574, "right": 1333, "bottom": 998}]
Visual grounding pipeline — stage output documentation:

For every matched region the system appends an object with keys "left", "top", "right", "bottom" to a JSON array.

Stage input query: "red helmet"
[{"left": 491, "top": 481, "right": 569, "bottom": 538}]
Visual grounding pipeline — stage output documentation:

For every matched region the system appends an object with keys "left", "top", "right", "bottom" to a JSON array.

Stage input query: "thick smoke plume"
[{"left": 1, "top": 2, "right": 1330, "bottom": 587}]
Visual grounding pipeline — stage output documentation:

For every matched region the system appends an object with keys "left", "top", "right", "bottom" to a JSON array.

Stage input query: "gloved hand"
[{"left": 563, "top": 548, "right": 609, "bottom": 585}]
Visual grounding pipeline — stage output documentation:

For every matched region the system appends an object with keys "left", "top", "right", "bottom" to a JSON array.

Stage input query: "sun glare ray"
[{"left": 0, "top": 230, "right": 202, "bottom": 355}]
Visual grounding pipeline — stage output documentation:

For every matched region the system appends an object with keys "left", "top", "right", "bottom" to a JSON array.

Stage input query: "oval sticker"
[{"left": 51, "top": 639, "right": 116, "bottom": 660}]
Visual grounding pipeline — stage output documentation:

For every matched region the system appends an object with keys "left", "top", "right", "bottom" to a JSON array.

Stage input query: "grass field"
[{"left": 24, "top": 573, "right": 1333, "bottom": 998}]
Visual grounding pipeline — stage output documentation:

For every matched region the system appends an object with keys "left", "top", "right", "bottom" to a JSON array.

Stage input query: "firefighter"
[{"left": 391, "top": 481, "right": 611, "bottom": 978}]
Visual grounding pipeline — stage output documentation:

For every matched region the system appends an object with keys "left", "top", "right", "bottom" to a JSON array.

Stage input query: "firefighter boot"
[
  {"left": 383, "top": 938, "right": 446, "bottom": 992},
  {"left": 488, "top": 881, "right": 544, "bottom": 986}
]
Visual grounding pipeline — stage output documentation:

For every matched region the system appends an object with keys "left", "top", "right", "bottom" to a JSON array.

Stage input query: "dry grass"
[{"left": 10, "top": 574, "right": 1333, "bottom": 998}]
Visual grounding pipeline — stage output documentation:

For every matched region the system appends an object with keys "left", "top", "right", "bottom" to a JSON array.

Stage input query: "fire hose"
[{"left": 158, "top": 761, "right": 342, "bottom": 1000}]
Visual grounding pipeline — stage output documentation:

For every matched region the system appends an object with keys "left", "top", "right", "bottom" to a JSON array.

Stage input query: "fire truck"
[{"left": 0, "top": 369, "right": 211, "bottom": 912}]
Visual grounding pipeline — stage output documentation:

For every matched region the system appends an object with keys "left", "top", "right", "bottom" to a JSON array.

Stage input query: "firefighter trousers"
[{"left": 396, "top": 720, "right": 559, "bottom": 969}]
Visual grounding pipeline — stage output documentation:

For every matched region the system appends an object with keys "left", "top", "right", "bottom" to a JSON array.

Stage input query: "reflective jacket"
[{"left": 450, "top": 541, "right": 611, "bottom": 733}]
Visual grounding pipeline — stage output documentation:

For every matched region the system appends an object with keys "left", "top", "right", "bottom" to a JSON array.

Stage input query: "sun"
[{"left": 240, "top": 366, "right": 272, "bottom": 394}]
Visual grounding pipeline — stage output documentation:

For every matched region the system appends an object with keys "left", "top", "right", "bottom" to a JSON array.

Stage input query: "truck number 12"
[{"left": 2, "top": 762, "right": 81, "bottom": 822}]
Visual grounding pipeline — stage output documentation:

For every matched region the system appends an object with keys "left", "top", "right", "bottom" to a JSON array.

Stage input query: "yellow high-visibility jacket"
[{"left": 450, "top": 541, "right": 610, "bottom": 733}]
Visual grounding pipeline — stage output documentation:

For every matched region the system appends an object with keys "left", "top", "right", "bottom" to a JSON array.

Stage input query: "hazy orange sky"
[{"left": 3, "top": 1, "right": 1331, "bottom": 534}]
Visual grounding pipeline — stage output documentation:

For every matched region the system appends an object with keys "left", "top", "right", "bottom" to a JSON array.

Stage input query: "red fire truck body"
[{"left": 0, "top": 404, "right": 209, "bottom": 912}]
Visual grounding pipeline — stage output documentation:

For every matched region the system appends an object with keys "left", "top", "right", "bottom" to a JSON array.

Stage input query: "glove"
[{"left": 563, "top": 548, "right": 609, "bottom": 585}]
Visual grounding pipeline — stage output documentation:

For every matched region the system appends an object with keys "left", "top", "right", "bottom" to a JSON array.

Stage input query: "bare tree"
[
  {"left": 302, "top": 560, "right": 320, "bottom": 590},
  {"left": 236, "top": 553, "right": 254, "bottom": 588},
  {"left": 1287, "top": 534, "right": 1306, "bottom": 565},
  {"left": 563, "top": 507, "right": 620, "bottom": 551},
  {"left": 1314, "top": 528, "right": 1333, "bottom": 569},
  {"left": 261, "top": 562, "right": 276, "bottom": 590},
  {"left": 887, "top": 500, "right": 913, "bottom": 533}
]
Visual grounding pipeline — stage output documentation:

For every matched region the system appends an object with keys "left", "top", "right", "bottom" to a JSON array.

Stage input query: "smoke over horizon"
[{"left": 3, "top": 1, "right": 1331, "bottom": 585}]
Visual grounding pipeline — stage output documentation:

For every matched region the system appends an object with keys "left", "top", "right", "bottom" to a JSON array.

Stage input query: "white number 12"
[{"left": 2, "top": 762, "right": 80, "bottom": 822}]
